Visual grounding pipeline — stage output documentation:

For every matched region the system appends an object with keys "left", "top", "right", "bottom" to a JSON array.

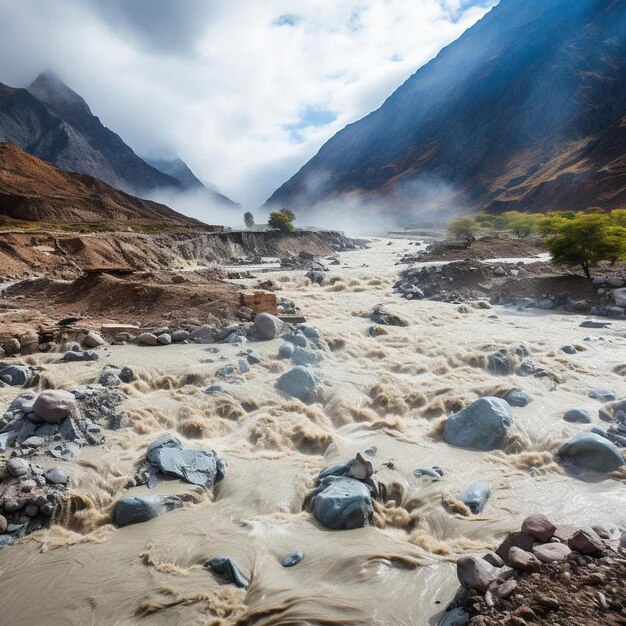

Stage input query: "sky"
[{"left": 0, "top": 0, "right": 497, "bottom": 209}]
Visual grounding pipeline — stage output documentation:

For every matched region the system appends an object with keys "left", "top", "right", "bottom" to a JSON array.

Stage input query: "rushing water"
[{"left": 0, "top": 238, "right": 624, "bottom": 625}]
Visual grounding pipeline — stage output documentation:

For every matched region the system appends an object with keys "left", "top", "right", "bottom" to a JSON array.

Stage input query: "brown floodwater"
[{"left": 0, "top": 238, "right": 624, "bottom": 625}]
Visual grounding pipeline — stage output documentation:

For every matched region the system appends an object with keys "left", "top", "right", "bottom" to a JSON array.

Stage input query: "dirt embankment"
[{"left": 0, "top": 229, "right": 335, "bottom": 280}]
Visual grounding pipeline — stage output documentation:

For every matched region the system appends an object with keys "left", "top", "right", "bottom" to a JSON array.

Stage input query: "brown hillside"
[{"left": 0, "top": 142, "right": 203, "bottom": 226}]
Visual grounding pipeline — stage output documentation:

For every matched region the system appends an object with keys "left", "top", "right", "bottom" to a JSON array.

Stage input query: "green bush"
[
  {"left": 268, "top": 211, "right": 295, "bottom": 233},
  {"left": 447, "top": 216, "right": 478, "bottom": 242},
  {"left": 243, "top": 211, "right": 255, "bottom": 228}
]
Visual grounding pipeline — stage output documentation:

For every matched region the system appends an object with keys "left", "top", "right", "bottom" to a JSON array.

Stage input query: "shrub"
[
  {"left": 243, "top": 211, "right": 255, "bottom": 228},
  {"left": 268, "top": 211, "right": 295, "bottom": 233},
  {"left": 447, "top": 216, "right": 478, "bottom": 243}
]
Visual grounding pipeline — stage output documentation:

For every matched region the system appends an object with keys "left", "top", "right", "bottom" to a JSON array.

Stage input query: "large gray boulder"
[
  {"left": 252, "top": 313, "right": 283, "bottom": 340},
  {"left": 613, "top": 288, "right": 626, "bottom": 308},
  {"left": 146, "top": 434, "right": 226, "bottom": 487},
  {"left": 444, "top": 397, "right": 513, "bottom": 450},
  {"left": 0, "top": 364, "right": 32, "bottom": 386},
  {"left": 559, "top": 433, "right": 624, "bottom": 472},
  {"left": 33, "top": 390, "right": 77, "bottom": 424},
  {"left": 277, "top": 366, "right": 317, "bottom": 401},
  {"left": 291, "top": 347, "right": 322, "bottom": 366},
  {"left": 113, "top": 495, "right": 182, "bottom": 526},
  {"left": 84, "top": 331, "right": 106, "bottom": 348},
  {"left": 311, "top": 476, "right": 373, "bottom": 530}
]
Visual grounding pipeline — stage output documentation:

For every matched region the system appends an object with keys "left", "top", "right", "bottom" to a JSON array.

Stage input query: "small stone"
[
  {"left": 278, "top": 342, "right": 294, "bottom": 359},
  {"left": 280, "top": 550, "right": 304, "bottom": 567},
  {"left": 568, "top": 528, "right": 604, "bottom": 554},
  {"left": 456, "top": 555, "right": 495, "bottom": 592},
  {"left": 532, "top": 542, "right": 571, "bottom": 563},
  {"left": 24, "top": 504, "right": 39, "bottom": 517},
  {"left": 84, "top": 331, "right": 106, "bottom": 348},
  {"left": 40, "top": 502, "right": 54, "bottom": 515},
  {"left": 22, "top": 436, "right": 46, "bottom": 447},
  {"left": 0, "top": 514, "right": 7, "bottom": 533},
  {"left": 504, "top": 389, "right": 532, "bottom": 407},
  {"left": 588, "top": 388, "right": 616, "bottom": 402},
  {"left": 492, "top": 578, "right": 517, "bottom": 600},
  {"left": 137, "top": 333, "right": 159, "bottom": 346},
  {"left": 483, "top": 552, "right": 505, "bottom": 568},
  {"left": 347, "top": 452, "right": 373, "bottom": 480},
  {"left": 6, "top": 457, "right": 29, "bottom": 477},
  {"left": 535, "top": 595, "right": 560, "bottom": 611},
  {"left": 456, "top": 481, "right": 491, "bottom": 514},
  {"left": 508, "top": 547, "right": 541, "bottom": 573},
  {"left": 206, "top": 556, "right": 249, "bottom": 588},
  {"left": 563, "top": 408, "right": 592, "bottom": 423},
  {"left": 171, "top": 330, "right": 190, "bottom": 342},
  {"left": 521, "top": 514, "right": 556, "bottom": 542},
  {"left": 33, "top": 390, "right": 77, "bottom": 424},
  {"left": 45, "top": 467, "right": 69, "bottom": 485},
  {"left": 560, "top": 345, "right": 577, "bottom": 354},
  {"left": 157, "top": 333, "right": 172, "bottom": 345}
]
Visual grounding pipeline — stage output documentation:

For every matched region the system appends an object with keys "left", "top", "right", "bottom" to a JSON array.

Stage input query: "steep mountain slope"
[
  {"left": 0, "top": 72, "right": 237, "bottom": 207},
  {"left": 266, "top": 0, "right": 626, "bottom": 217},
  {"left": 0, "top": 142, "right": 203, "bottom": 225}
]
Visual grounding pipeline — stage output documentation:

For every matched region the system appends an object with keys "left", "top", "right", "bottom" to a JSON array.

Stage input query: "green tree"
[
  {"left": 447, "top": 216, "right": 478, "bottom": 244},
  {"left": 268, "top": 211, "right": 295, "bottom": 233},
  {"left": 542, "top": 213, "right": 620, "bottom": 277},
  {"left": 243, "top": 211, "right": 255, "bottom": 229},
  {"left": 281, "top": 208, "right": 296, "bottom": 221},
  {"left": 507, "top": 214, "right": 541, "bottom": 238}
]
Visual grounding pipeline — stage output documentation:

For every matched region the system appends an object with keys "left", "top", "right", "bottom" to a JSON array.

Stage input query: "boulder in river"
[
  {"left": 84, "top": 331, "right": 106, "bottom": 348},
  {"left": 113, "top": 494, "right": 183, "bottom": 526},
  {"left": 563, "top": 408, "right": 592, "bottom": 424},
  {"left": 277, "top": 366, "right": 317, "bottom": 401},
  {"left": 33, "top": 390, "right": 77, "bottom": 424},
  {"left": 311, "top": 475, "right": 373, "bottom": 530},
  {"left": 456, "top": 481, "right": 491, "bottom": 514},
  {"left": 521, "top": 514, "right": 555, "bottom": 542},
  {"left": 504, "top": 389, "right": 532, "bottom": 407},
  {"left": 0, "top": 364, "right": 33, "bottom": 386},
  {"left": 137, "top": 333, "right": 159, "bottom": 346},
  {"left": 456, "top": 555, "right": 495, "bottom": 592},
  {"left": 278, "top": 342, "right": 294, "bottom": 359},
  {"left": 558, "top": 432, "right": 624, "bottom": 472},
  {"left": 146, "top": 434, "right": 226, "bottom": 487},
  {"left": 291, "top": 346, "right": 321, "bottom": 366},
  {"left": 206, "top": 556, "right": 249, "bottom": 588},
  {"left": 444, "top": 397, "right": 513, "bottom": 451},
  {"left": 62, "top": 350, "right": 99, "bottom": 362},
  {"left": 588, "top": 388, "right": 616, "bottom": 402},
  {"left": 252, "top": 312, "right": 283, "bottom": 340}
]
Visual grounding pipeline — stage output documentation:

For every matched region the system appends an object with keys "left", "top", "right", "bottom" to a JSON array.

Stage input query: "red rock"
[
  {"left": 508, "top": 546, "right": 541, "bottom": 573},
  {"left": 496, "top": 531, "right": 534, "bottom": 565},
  {"left": 568, "top": 528, "right": 604, "bottom": 554},
  {"left": 521, "top": 514, "right": 556, "bottom": 542},
  {"left": 457, "top": 556, "right": 496, "bottom": 592}
]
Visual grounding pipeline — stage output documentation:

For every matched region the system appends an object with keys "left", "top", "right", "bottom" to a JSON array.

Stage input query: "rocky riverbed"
[{"left": 0, "top": 237, "right": 624, "bottom": 625}]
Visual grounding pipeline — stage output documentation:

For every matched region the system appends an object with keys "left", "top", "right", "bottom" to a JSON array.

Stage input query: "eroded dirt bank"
[{"left": 0, "top": 238, "right": 623, "bottom": 625}]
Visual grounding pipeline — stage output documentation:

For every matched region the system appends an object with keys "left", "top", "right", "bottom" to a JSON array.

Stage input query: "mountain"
[
  {"left": 0, "top": 71, "right": 237, "bottom": 207},
  {"left": 266, "top": 0, "right": 626, "bottom": 218},
  {"left": 145, "top": 155, "right": 239, "bottom": 206},
  {"left": 0, "top": 142, "right": 203, "bottom": 226}
]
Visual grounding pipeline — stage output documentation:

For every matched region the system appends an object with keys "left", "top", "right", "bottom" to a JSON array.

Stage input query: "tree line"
[{"left": 447, "top": 209, "right": 626, "bottom": 277}]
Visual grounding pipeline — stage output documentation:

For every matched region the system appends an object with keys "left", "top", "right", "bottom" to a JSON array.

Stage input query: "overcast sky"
[{"left": 0, "top": 0, "right": 497, "bottom": 208}]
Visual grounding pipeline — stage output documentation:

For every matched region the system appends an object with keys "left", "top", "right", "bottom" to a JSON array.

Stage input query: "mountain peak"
[{"left": 28, "top": 71, "right": 91, "bottom": 114}]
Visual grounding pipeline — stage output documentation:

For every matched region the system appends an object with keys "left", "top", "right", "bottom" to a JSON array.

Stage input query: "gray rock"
[
  {"left": 206, "top": 557, "right": 249, "bottom": 588},
  {"left": 563, "top": 408, "right": 592, "bottom": 423},
  {"left": 84, "top": 331, "right": 106, "bottom": 348},
  {"left": 146, "top": 434, "right": 226, "bottom": 487},
  {"left": 298, "top": 325, "right": 320, "bottom": 340},
  {"left": 157, "top": 333, "right": 172, "bottom": 345},
  {"left": 413, "top": 466, "right": 444, "bottom": 479},
  {"left": 252, "top": 312, "right": 283, "bottom": 340},
  {"left": 560, "top": 345, "right": 577, "bottom": 354},
  {"left": 189, "top": 326, "right": 215, "bottom": 343},
  {"left": 456, "top": 555, "right": 495, "bottom": 592},
  {"left": 58, "top": 416, "right": 83, "bottom": 443},
  {"left": 559, "top": 432, "right": 624, "bottom": 472},
  {"left": 588, "top": 388, "right": 616, "bottom": 402},
  {"left": 0, "top": 365, "right": 32, "bottom": 386},
  {"left": 487, "top": 351, "right": 514, "bottom": 375},
  {"left": 0, "top": 514, "right": 7, "bottom": 533},
  {"left": 532, "top": 542, "right": 571, "bottom": 563},
  {"left": 44, "top": 467, "right": 69, "bottom": 485},
  {"left": 579, "top": 320, "right": 611, "bottom": 329},
  {"left": 33, "top": 390, "right": 76, "bottom": 424},
  {"left": 444, "top": 397, "right": 513, "bottom": 451},
  {"left": 504, "top": 389, "right": 532, "bottom": 407},
  {"left": 113, "top": 495, "right": 183, "bottom": 526},
  {"left": 277, "top": 366, "right": 317, "bottom": 401},
  {"left": 99, "top": 370, "right": 122, "bottom": 387},
  {"left": 119, "top": 366, "right": 135, "bottom": 383},
  {"left": 62, "top": 350, "right": 99, "bottom": 362},
  {"left": 242, "top": 349, "right": 261, "bottom": 364},
  {"left": 283, "top": 330, "right": 307, "bottom": 347},
  {"left": 278, "top": 342, "right": 294, "bottom": 359},
  {"left": 311, "top": 476, "right": 373, "bottom": 530},
  {"left": 607, "top": 277, "right": 625, "bottom": 288},
  {"left": 205, "top": 385, "right": 225, "bottom": 394},
  {"left": 137, "top": 333, "right": 159, "bottom": 346},
  {"left": 613, "top": 287, "right": 626, "bottom": 307},
  {"left": 456, "top": 481, "right": 491, "bottom": 514},
  {"left": 438, "top": 608, "right": 469, "bottom": 626},
  {"left": 537, "top": 298, "right": 555, "bottom": 310},
  {"left": 171, "top": 330, "right": 190, "bottom": 342},
  {"left": 3, "top": 338, "right": 21, "bottom": 356},
  {"left": 6, "top": 457, "right": 29, "bottom": 477},
  {"left": 0, "top": 535, "right": 16, "bottom": 549},
  {"left": 305, "top": 270, "right": 325, "bottom": 284},
  {"left": 291, "top": 346, "right": 322, "bottom": 366},
  {"left": 280, "top": 550, "right": 304, "bottom": 567},
  {"left": 22, "top": 436, "right": 45, "bottom": 447},
  {"left": 238, "top": 359, "right": 250, "bottom": 374},
  {"left": 347, "top": 452, "right": 373, "bottom": 480}
]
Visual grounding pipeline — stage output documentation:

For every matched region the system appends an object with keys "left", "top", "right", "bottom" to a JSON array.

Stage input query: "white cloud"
[{"left": 0, "top": 0, "right": 497, "bottom": 209}]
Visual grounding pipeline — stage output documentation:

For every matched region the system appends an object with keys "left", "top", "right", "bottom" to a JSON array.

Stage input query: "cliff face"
[{"left": 266, "top": 0, "right": 626, "bottom": 217}]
